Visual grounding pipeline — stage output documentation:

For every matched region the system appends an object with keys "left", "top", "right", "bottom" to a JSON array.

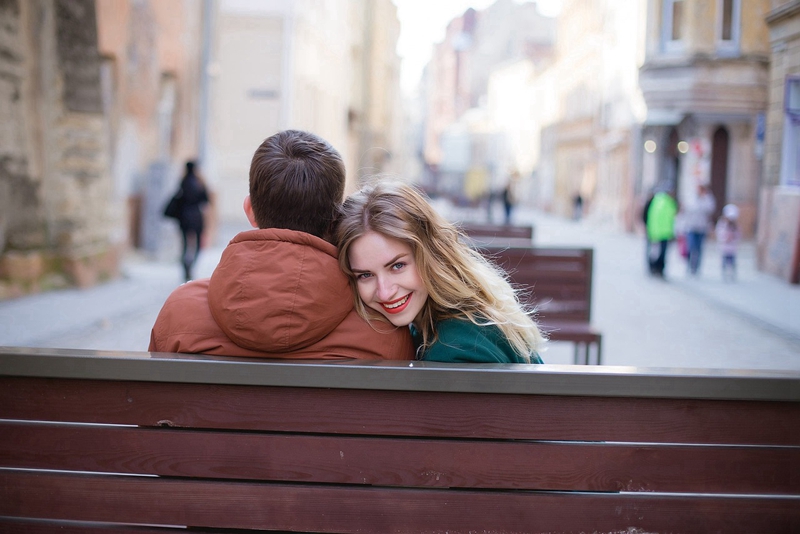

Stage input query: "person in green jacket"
[
  {"left": 335, "top": 181, "right": 544, "bottom": 364},
  {"left": 646, "top": 189, "right": 678, "bottom": 278}
]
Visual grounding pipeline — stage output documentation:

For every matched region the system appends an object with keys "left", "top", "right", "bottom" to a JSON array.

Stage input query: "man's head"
[{"left": 245, "top": 130, "right": 346, "bottom": 240}]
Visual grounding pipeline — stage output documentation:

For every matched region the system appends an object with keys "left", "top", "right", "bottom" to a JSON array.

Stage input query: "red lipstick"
[{"left": 381, "top": 294, "right": 411, "bottom": 314}]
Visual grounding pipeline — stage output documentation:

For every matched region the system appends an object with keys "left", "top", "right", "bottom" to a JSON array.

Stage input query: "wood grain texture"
[
  {"left": 2, "top": 377, "right": 797, "bottom": 445},
  {"left": 0, "top": 517, "right": 178, "bottom": 533},
  {"left": 2, "top": 470, "right": 797, "bottom": 534},
  {"left": 1, "top": 421, "right": 796, "bottom": 494}
]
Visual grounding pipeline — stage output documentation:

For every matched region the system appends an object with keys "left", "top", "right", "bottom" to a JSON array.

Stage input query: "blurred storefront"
[{"left": 757, "top": 0, "right": 800, "bottom": 283}]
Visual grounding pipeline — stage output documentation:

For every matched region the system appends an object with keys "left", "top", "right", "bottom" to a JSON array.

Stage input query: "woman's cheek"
[{"left": 356, "top": 281, "right": 373, "bottom": 303}]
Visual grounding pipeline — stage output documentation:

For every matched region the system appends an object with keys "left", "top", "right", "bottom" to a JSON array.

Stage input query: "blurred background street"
[
  {"left": 2, "top": 204, "right": 798, "bottom": 371},
  {"left": 1, "top": 0, "right": 799, "bottom": 369}
]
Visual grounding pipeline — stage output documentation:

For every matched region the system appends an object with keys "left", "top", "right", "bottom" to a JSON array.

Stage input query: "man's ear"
[{"left": 243, "top": 196, "right": 258, "bottom": 228}]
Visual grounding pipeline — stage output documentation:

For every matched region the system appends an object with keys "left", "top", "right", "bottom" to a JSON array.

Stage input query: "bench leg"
[
  {"left": 573, "top": 343, "right": 591, "bottom": 365},
  {"left": 596, "top": 337, "right": 602, "bottom": 365}
]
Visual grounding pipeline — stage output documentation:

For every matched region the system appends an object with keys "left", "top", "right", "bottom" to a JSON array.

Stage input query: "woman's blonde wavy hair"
[{"left": 335, "top": 181, "right": 544, "bottom": 361}]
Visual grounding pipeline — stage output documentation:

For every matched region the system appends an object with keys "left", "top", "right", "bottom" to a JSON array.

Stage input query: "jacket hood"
[{"left": 207, "top": 228, "right": 353, "bottom": 352}]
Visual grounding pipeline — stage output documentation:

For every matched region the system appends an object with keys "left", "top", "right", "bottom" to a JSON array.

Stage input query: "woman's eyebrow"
[{"left": 383, "top": 254, "right": 408, "bottom": 268}]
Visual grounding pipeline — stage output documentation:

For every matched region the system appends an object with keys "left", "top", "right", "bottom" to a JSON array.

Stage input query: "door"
[{"left": 710, "top": 126, "right": 729, "bottom": 221}]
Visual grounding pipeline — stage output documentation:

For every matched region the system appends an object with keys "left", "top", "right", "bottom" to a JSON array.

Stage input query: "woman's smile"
[{"left": 381, "top": 293, "right": 411, "bottom": 314}]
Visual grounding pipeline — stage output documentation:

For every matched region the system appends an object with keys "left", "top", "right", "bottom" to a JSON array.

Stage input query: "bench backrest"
[
  {"left": 1, "top": 348, "right": 798, "bottom": 533},
  {"left": 460, "top": 223, "right": 534, "bottom": 247},
  {"left": 480, "top": 246, "right": 594, "bottom": 323}
]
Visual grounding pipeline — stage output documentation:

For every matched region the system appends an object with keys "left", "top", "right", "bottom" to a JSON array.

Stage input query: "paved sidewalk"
[
  {"left": 1, "top": 209, "right": 798, "bottom": 371},
  {"left": 0, "top": 222, "right": 249, "bottom": 353}
]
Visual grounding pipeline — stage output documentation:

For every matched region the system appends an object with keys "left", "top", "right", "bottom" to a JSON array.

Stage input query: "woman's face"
[{"left": 348, "top": 230, "right": 429, "bottom": 327}]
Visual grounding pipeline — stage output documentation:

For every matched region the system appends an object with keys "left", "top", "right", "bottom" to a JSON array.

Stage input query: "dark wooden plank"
[
  {"left": 2, "top": 377, "right": 798, "bottom": 445},
  {"left": 543, "top": 321, "right": 602, "bottom": 343},
  {"left": 461, "top": 223, "right": 534, "bottom": 240},
  {"left": 1, "top": 470, "right": 797, "bottom": 534},
  {"left": 480, "top": 247, "right": 594, "bottom": 323},
  {"left": 2, "top": 421, "right": 796, "bottom": 494},
  {"left": 0, "top": 517, "right": 179, "bottom": 533}
]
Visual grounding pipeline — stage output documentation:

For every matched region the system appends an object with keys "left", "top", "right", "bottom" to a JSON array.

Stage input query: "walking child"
[{"left": 715, "top": 204, "right": 741, "bottom": 282}]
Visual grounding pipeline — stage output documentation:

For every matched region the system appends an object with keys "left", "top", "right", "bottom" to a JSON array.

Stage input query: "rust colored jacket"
[{"left": 149, "top": 228, "right": 414, "bottom": 360}]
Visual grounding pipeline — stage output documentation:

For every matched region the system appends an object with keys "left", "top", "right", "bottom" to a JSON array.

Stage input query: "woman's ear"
[{"left": 243, "top": 196, "right": 258, "bottom": 228}]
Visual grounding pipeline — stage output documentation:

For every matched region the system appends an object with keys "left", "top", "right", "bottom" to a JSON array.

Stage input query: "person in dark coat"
[{"left": 176, "top": 160, "right": 209, "bottom": 281}]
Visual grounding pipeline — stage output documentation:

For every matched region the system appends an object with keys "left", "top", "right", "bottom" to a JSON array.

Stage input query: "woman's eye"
[
  {"left": 391, "top": 262, "right": 406, "bottom": 271},
  {"left": 356, "top": 272, "right": 372, "bottom": 280}
]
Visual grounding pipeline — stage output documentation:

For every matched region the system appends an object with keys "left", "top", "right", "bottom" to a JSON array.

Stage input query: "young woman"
[{"left": 335, "top": 181, "right": 544, "bottom": 364}]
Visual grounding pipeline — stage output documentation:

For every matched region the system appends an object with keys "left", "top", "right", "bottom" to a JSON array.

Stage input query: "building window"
[
  {"left": 717, "top": 0, "right": 741, "bottom": 56},
  {"left": 662, "top": 0, "right": 685, "bottom": 53},
  {"left": 782, "top": 78, "right": 800, "bottom": 187}
]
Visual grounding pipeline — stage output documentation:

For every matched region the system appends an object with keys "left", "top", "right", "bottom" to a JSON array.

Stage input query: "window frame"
[
  {"left": 661, "top": 0, "right": 686, "bottom": 54},
  {"left": 716, "top": 0, "right": 741, "bottom": 56},
  {"left": 780, "top": 77, "right": 800, "bottom": 187}
]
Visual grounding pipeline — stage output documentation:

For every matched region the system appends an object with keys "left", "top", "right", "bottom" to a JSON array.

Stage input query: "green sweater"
[
  {"left": 412, "top": 318, "right": 543, "bottom": 364},
  {"left": 647, "top": 192, "right": 677, "bottom": 242}
]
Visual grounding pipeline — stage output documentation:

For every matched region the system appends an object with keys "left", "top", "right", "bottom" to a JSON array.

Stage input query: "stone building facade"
[
  {"left": 208, "top": 0, "right": 403, "bottom": 222},
  {"left": 757, "top": 0, "right": 800, "bottom": 283},
  {"left": 639, "top": 0, "right": 771, "bottom": 237},
  {"left": 0, "top": 0, "right": 206, "bottom": 299}
]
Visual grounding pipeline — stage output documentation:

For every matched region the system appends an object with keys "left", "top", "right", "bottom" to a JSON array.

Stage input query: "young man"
[{"left": 149, "top": 130, "right": 414, "bottom": 360}]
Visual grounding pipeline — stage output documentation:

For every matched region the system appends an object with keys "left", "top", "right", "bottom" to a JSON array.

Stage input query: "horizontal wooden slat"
[
  {"left": 2, "top": 470, "right": 797, "bottom": 533},
  {"left": 1, "top": 421, "right": 796, "bottom": 494},
  {"left": 2, "top": 377, "right": 798, "bottom": 445},
  {"left": 543, "top": 321, "right": 602, "bottom": 343},
  {"left": 461, "top": 224, "right": 534, "bottom": 240},
  {"left": 480, "top": 247, "right": 594, "bottom": 323},
  {"left": 0, "top": 517, "right": 177, "bottom": 533}
]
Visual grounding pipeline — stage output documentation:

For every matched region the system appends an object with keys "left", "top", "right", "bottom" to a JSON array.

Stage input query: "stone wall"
[{"left": 0, "top": 0, "right": 117, "bottom": 299}]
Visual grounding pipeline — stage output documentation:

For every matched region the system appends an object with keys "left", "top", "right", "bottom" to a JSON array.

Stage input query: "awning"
[{"left": 643, "top": 109, "right": 684, "bottom": 126}]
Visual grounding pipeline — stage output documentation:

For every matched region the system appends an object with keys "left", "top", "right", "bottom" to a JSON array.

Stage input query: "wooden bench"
[
  {"left": 1, "top": 347, "right": 798, "bottom": 533},
  {"left": 460, "top": 223, "right": 534, "bottom": 248},
  {"left": 478, "top": 246, "right": 602, "bottom": 364}
]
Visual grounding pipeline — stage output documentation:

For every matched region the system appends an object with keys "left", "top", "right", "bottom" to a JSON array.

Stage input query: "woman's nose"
[{"left": 376, "top": 276, "right": 396, "bottom": 301}]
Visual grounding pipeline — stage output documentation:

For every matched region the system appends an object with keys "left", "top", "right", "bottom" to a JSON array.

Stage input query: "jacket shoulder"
[{"left": 304, "top": 310, "right": 415, "bottom": 360}]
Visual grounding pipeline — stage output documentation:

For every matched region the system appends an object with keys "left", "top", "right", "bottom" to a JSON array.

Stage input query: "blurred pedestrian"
[
  {"left": 641, "top": 190, "right": 655, "bottom": 267},
  {"left": 646, "top": 188, "right": 677, "bottom": 279},
  {"left": 715, "top": 203, "right": 741, "bottom": 282},
  {"left": 572, "top": 192, "right": 583, "bottom": 221},
  {"left": 501, "top": 172, "right": 517, "bottom": 225},
  {"left": 682, "top": 184, "right": 716, "bottom": 275},
  {"left": 174, "top": 160, "right": 209, "bottom": 282}
]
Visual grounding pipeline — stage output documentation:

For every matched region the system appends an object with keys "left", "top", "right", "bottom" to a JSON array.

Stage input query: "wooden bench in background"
[
  {"left": 1, "top": 347, "right": 798, "bottom": 533},
  {"left": 479, "top": 246, "right": 602, "bottom": 364},
  {"left": 460, "top": 223, "right": 534, "bottom": 248}
]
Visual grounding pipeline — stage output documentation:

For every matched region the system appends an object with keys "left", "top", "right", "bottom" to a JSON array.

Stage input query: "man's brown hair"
[{"left": 249, "top": 130, "right": 346, "bottom": 239}]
